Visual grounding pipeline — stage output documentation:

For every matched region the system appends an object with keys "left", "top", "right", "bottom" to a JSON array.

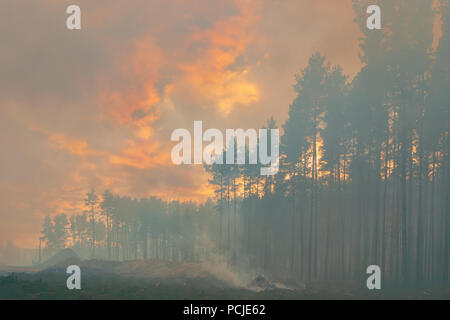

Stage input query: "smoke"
[
  {"left": 0, "top": 241, "right": 36, "bottom": 266},
  {"left": 194, "top": 232, "right": 252, "bottom": 287}
]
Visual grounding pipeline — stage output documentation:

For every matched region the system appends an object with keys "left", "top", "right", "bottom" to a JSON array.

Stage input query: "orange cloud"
[
  {"left": 110, "top": 140, "right": 170, "bottom": 170},
  {"left": 30, "top": 126, "right": 101, "bottom": 157},
  {"left": 147, "top": 179, "right": 216, "bottom": 204},
  {"left": 178, "top": 0, "right": 261, "bottom": 115},
  {"left": 101, "top": 37, "right": 163, "bottom": 125}
]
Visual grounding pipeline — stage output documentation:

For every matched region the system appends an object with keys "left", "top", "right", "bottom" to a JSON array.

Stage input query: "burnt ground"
[
  {"left": 0, "top": 264, "right": 448, "bottom": 300},
  {"left": 0, "top": 251, "right": 448, "bottom": 300}
]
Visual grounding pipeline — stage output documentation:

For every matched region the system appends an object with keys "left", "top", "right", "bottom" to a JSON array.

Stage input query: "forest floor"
[{"left": 0, "top": 251, "right": 448, "bottom": 300}]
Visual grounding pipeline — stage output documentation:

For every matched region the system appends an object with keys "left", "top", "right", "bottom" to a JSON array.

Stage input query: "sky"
[{"left": 0, "top": 0, "right": 364, "bottom": 248}]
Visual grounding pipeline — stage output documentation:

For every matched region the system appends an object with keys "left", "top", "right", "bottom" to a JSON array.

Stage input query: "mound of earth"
[
  {"left": 41, "top": 257, "right": 229, "bottom": 286},
  {"left": 39, "top": 249, "right": 80, "bottom": 270},
  {"left": 248, "top": 275, "right": 275, "bottom": 291},
  {"left": 115, "top": 260, "right": 210, "bottom": 279},
  {"left": 0, "top": 249, "right": 81, "bottom": 274}
]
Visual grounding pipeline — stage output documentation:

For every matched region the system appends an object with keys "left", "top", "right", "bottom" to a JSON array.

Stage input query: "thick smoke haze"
[{"left": 0, "top": 0, "right": 362, "bottom": 248}]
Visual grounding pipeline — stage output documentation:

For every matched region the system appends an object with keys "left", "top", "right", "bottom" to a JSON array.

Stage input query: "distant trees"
[
  {"left": 100, "top": 189, "right": 114, "bottom": 259},
  {"left": 40, "top": 191, "right": 218, "bottom": 263},
  {"left": 84, "top": 189, "right": 99, "bottom": 257},
  {"left": 41, "top": 214, "right": 68, "bottom": 257}
]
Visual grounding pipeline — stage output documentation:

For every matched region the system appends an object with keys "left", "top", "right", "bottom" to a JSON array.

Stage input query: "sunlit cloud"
[{"left": 30, "top": 127, "right": 101, "bottom": 157}]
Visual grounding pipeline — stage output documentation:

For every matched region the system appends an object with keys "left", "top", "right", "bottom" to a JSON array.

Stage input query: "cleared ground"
[{"left": 0, "top": 250, "right": 448, "bottom": 299}]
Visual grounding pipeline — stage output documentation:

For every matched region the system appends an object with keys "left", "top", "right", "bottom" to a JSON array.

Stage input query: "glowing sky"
[{"left": 0, "top": 0, "right": 363, "bottom": 247}]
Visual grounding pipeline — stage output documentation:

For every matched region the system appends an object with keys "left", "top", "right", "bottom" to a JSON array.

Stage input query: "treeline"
[{"left": 40, "top": 191, "right": 218, "bottom": 263}]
